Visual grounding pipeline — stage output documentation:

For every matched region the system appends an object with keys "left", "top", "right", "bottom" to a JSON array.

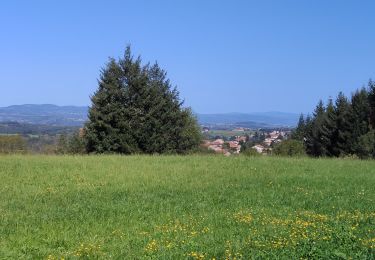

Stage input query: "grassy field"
[
  {"left": 205, "top": 130, "right": 253, "bottom": 138},
  {"left": 0, "top": 155, "right": 374, "bottom": 259}
]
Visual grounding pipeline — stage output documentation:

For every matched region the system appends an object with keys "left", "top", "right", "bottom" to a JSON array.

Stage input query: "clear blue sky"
[{"left": 1, "top": 1, "right": 375, "bottom": 114}]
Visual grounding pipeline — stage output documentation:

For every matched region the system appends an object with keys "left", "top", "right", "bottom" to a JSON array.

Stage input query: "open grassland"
[
  {"left": 0, "top": 156, "right": 374, "bottom": 259},
  {"left": 205, "top": 130, "right": 253, "bottom": 138}
]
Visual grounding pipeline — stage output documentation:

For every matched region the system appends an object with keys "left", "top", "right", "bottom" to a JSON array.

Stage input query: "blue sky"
[{"left": 1, "top": 1, "right": 375, "bottom": 114}]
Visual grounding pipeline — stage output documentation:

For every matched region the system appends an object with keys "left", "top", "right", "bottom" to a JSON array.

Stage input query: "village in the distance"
[{"left": 201, "top": 126, "right": 290, "bottom": 156}]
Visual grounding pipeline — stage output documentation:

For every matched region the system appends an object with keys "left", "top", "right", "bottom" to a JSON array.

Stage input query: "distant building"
[
  {"left": 202, "top": 127, "right": 210, "bottom": 133},
  {"left": 252, "top": 144, "right": 265, "bottom": 153},
  {"left": 212, "top": 139, "right": 225, "bottom": 145},
  {"left": 201, "top": 140, "right": 211, "bottom": 147},
  {"left": 263, "top": 138, "right": 273, "bottom": 146},
  {"left": 235, "top": 136, "right": 247, "bottom": 142}
]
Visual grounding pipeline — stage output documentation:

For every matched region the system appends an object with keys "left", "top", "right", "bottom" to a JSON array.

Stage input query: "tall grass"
[{"left": 0, "top": 155, "right": 374, "bottom": 259}]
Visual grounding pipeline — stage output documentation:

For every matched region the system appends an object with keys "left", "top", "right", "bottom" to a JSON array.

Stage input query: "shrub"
[
  {"left": 355, "top": 130, "right": 375, "bottom": 159},
  {"left": 273, "top": 140, "right": 306, "bottom": 157},
  {"left": 0, "top": 135, "right": 27, "bottom": 154},
  {"left": 242, "top": 148, "right": 261, "bottom": 157},
  {"left": 193, "top": 146, "right": 217, "bottom": 155}
]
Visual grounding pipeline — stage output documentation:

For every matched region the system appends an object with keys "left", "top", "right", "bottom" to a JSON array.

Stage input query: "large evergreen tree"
[{"left": 85, "top": 46, "right": 201, "bottom": 154}]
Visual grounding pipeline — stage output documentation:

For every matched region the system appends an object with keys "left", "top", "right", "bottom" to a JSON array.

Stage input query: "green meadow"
[
  {"left": 205, "top": 130, "right": 253, "bottom": 138},
  {"left": 0, "top": 155, "right": 374, "bottom": 259}
]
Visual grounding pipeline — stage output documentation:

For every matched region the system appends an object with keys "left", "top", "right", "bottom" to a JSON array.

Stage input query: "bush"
[
  {"left": 56, "top": 131, "right": 86, "bottom": 155},
  {"left": 242, "top": 148, "right": 261, "bottom": 157},
  {"left": 273, "top": 140, "right": 306, "bottom": 157},
  {"left": 0, "top": 135, "right": 27, "bottom": 154},
  {"left": 355, "top": 130, "right": 375, "bottom": 159},
  {"left": 193, "top": 145, "right": 217, "bottom": 155}
]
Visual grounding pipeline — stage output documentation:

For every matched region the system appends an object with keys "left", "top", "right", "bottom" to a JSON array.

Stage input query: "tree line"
[{"left": 292, "top": 80, "right": 375, "bottom": 158}]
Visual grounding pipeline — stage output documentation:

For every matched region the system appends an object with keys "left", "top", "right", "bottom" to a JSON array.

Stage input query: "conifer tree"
[
  {"left": 68, "top": 131, "right": 86, "bottom": 154},
  {"left": 291, "top": 114, "right": 306, "bottom": 140},
  {"left": 351, "top": 88, "right": 371, "bottom": 155},
  {"left": 85, "top": 57, "right": 138, "bottom": 153},
  {"left": 85, "top": 46, "right": 201, "bottom": 154},
  {"left": 304, "top": 114, "right": 313, "bottom": 142},
  {"left": 368, "top": 79, "right": 375, "bottom": 128},
  {"left": 357, "top": 129, "right": 375, "bottom": 158},
  {"left": 333, "top": 92, "right": 355, "bottom": 156},
  {"left": 320, "top": 98, "right": 337, "bottom": 156},
  {"left": 305, "top": 100, "right": 326, "bottom": 156},
  {"left": 300, "top": 82, "right": 375, "bottom": 158}
]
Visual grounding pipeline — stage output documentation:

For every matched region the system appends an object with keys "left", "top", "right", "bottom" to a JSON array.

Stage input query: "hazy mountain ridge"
[
  {"left": 197, "top": 112, "right": 299, "bottom": 127},
  {"left": 0, "top": 105, "right": 299, "bottom": 128},
  {"left": 0, "top": 121, "right": 79, "bottom": 135},
  {"left": 0, "top": 104, "right": 88, "bottom": 126}
]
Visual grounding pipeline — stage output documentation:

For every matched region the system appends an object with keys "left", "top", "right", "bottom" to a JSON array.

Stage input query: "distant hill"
[
  {"left": 0, "top": 104, "right": 299, "bottom": 128},
  {"left": 0, "top": 121, "right": 79, "bottom": 135},
  {"left": 197, "top": 112, "right": 299, "bottom": 127},
  {"left": 0, "top": 104, "right": 88, "bottom": 126}
]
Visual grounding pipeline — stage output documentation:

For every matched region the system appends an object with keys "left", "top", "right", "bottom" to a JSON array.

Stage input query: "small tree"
[
  {"left": 291, "top": 114, "right": 306, "bottom": 141},
  {"left": 68, "top": 131, "right": 86, "bottom": 154},
  {"left": 368, "top": 79, "right": 375, "bottom": 128},
  {"left": 56, "top": 134, "right": 68, "bottom": 154},
  {"left": 356, "top": 130, "right": 375, "bottom": 159},
  {"left": 0, "top": 135, "right": 27, "bottom": 154},
  {"left": 273, "top": 140, "right": 306, "bottom": 157}
]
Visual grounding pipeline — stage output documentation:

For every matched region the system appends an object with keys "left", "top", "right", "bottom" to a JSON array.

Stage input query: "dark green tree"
[
  {"left": 305, "top": 100, "right": 326, "bottom": 156},
  {"left": 304, "top": 114, "right": 313, "bottom": 136},
  {"left": 333, "top": 92, "right": 355, "bottom": 156},
  {"left": 291, "top": 114, "right": 306, "bottom": 141},
  {"left": 128, "top": 62, "right": 201, "bottom": 153},
  {"left": 85, "top": 57, "right": 138, "bottom": 153},
  {"left": 368, "top": 79, "right": 375, "bottom": 128},
  {"left": 351, "top": 88, "right": 371, "bottom": 155},
  {"left": 320, "top": 98, "right": 337, "bottom": 156},
  {"left": 85, "top": 46, "right": 201, "bottom": 154},
  {"left": 68, "top": 131, "right": 86, "bottom": 154},
  {"left": 299, "top": 82, "right": 375, "bottom": 158}
]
